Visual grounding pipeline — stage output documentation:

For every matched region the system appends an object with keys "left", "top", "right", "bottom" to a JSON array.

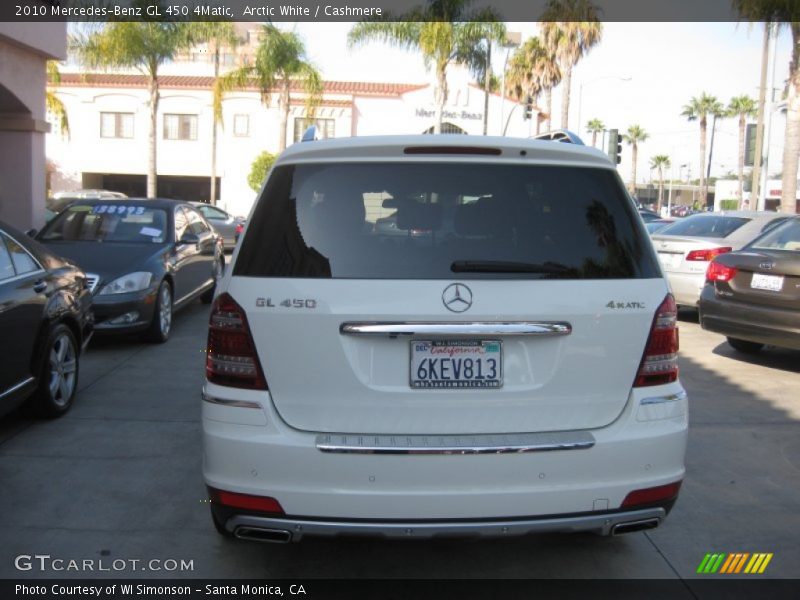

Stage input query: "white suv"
[{"left": 202, "top": 135, "right": 687, "bottom": 543}]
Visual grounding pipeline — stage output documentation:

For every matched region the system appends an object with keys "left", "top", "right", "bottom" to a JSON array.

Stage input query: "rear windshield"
[
  {"left": 658, "top": 214, "right": 749, "bottom": 238},
  {"left": 234, "top": 162, "right": 659, "bottom": 279},
  {"left": 40, "top": 204, "right": 168, "bottom": 243},
  {"left": 750, "top": 218, "right": 800, "bottom": 252}
]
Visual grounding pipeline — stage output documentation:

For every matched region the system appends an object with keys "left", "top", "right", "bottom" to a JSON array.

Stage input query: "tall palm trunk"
[
  {"left": 657, "top": 166, "right": 664, "bottom": 212},
  {"left": 278, "top": 82, "right": 290, "bottom": 151},
  {"left": 544, "top": 87, "right": 552, "bottom": 131},
  {"left": 210, "top": 43, "right": 220, "bottom": 205},
  {"left": 147, "top": 71, "right": 159, "bottom": 198},
  {"left": 737, "top": 114, "right": 746, "bottom": 209},
  {"left": 560, "top": 63, "right": 572, "bottom": 129},
  {"left": 482, "top": 41, "right": 490, "bottom": 136},
  {"left": 698, "top": 118, "right": 707, "bottom": 206},
  {"left": 630, "top": 143, "right": 638, "bottom": 193},
  {"left": 591, "top": 131, "right": 598, "bottom": 147},
  {"left": 781, "top": 67, "right": 800, "bottom": 214},
  {"left": 434, "top": 61, "right": 448, "bottom": 134}
]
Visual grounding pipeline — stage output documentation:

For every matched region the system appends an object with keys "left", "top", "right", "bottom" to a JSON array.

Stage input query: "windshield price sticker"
[
  {"left": 411, "top": 340, "right": 502, "bottom": 389},
  {"left": 92, "top": 205, "right": 146, "bottom": 216}
]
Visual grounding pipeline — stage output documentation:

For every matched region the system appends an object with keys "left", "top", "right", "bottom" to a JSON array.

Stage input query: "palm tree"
[
  {"left": 623, "top": 125, "right": 648, "bottom": 193},
  {"left": 192, "top": 22, "right": 239, "bottom": 205},
  {"left": 650, "top": 155, "right": 671, "bottom": 213},
  {"left": 217, "top": 26, "right": 322, "bottom": 153},
  {"left": 540, "top": 0, "right": 603, "bottom": 130},
  {"left": 348, "top": 1, "right": 503, "bottom": 134},
  {"left": 46, "top": 61, "right": 69, "bottom": 138},
  {"left": 681, "top": 92, "right": 724, "bottom": 209},
  {"left": 586, "top": 118, "right": 604, "bottom": 147},
  {"left": 733, "top": 2, "right": 799, "bottom": 214},
  {"left": 727, "top": 95, "right": 758, "bottom": 209},
  {"left": 505, "top": 37, "right": 561, "bottom": 133},
  {"left": 75, "top": 9, "right": 194, "bottom": 197}
]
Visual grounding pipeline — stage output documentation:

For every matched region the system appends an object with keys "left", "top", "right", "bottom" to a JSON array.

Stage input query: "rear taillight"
[
  {"left": 685, "top": 247, "right": 732, "bottom": 262},
  {"left": 634, "top": 294, "right": 679, "bottom": 387},
  {"left": 706, "top": 261, "right": 738, "bottom": 283},
  {"left": 208, "top": 487, "right": 284, "bottom": 514},
  {"left": 235, "top": 223, "right": 244, "bottom": 235},
  {"left": 206, "top": 293, "right": 267, "bottom": 389},
  {"left": 621, "top": 481, "right": 682, "bottom": 508}
]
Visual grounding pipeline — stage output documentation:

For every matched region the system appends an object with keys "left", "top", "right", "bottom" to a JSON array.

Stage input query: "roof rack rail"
[
  {"left": 530, "top": 129, "right": 585, "bottom": 145},
  {"left": 301, "top": 125, "right": 320, "bottom": 142}
]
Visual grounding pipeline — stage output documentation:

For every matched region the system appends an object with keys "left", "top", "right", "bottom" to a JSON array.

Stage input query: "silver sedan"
[{"left": 190, "top": 202, "right": 245, "bottom": 251}]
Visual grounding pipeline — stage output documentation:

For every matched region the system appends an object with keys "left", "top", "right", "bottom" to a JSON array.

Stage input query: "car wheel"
[
  {"left": 726, "top": 337, "right": 764, "bottom": 354},
  {"left": 201, "top": 258, "right": 225, "bottom": 304},
  {"left": 30, "top": 323, "right": 79, "bottom": 418},
  {"left": 143, "top": 280, "right": 172, "bottom": 343}
]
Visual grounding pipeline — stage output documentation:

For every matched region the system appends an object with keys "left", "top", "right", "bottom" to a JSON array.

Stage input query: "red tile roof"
[{"left": 58, "top": 73, "right": 426, "bottom": 97}]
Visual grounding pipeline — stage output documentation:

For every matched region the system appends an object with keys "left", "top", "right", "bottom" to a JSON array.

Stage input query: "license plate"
[
  {"left": 410, "top": 340, "right": 502, "bottom": 389},
  {"left": 658, "top": 252, "right": 682, "bottom": 269},
  {"left": 751, "top": 273, "right": 784, "bottom": 292}
]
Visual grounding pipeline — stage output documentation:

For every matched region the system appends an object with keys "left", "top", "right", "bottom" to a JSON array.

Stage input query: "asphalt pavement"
[{"left": 1, "top": 304, "right": 798, "bottom": 584}]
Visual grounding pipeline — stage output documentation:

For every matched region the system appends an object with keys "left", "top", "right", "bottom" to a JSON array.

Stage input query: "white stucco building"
[
  {"left": 0, "top": 23, "right": 67, "bottom": 229},
  {"left": 47, "top": 64, "right": 539, "bottom": 217}
]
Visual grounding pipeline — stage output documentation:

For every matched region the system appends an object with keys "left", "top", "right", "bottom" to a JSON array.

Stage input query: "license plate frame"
[
  {"left": 410, "top": 340, "right": 502, "bottom": 389},
  {"left": 657, "top": 252, "right": 682, "bottom": 270},
  {"left": 751, "top": 272, "right": 784, "bottom": 292}
]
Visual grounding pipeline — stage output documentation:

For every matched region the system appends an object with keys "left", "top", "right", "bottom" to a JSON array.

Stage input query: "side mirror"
[
  {"left": 177, "top": 232, "right": 200, "bottom": 245},
  {"left": 26, "top": 228, "right": 37, "bottom": 237}
]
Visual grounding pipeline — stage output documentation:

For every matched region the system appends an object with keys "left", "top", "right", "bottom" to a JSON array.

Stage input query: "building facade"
[
  {"left": 47, "top": 66, "right": 537, "bottom": 218},
  {"left": 0, "top": 23, "right": 67, "bottom": 229}
]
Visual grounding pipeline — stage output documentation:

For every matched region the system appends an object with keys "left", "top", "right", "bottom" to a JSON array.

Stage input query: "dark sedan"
[
  {"left": 35, "top": 199, "right": 224, "bottom": 343},
  {"left": 0, "top": 220, "right": 93, "bottom": 418},
  {"left": 699, "top": 216, "right": 800, "bottom": 353}
]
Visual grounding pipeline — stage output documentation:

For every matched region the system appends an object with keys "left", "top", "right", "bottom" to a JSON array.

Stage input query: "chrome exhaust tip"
[
  {"left": 234, "top": 526, "right": 293, "bottom": 543},
  {"left": 611, "top": 518, "right": 660, "bottom": 536}
]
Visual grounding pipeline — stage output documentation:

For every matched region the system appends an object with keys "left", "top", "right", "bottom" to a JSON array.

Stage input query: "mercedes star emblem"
[{"left": 442, "top": 283, "right": 473, "bottom": 313}]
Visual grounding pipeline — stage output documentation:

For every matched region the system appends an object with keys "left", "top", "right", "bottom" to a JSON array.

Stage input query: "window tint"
[
  {"left": 658, "top": 215, "right": 749, "bottom": 238},
  {"left": 40, "top": 205, "right": 168, "bottom": 243},
  {"left": 4, "top": 234, "right": 40, "bottom": 275},
  {"left": 235, "top": 163, "right": 659, "bottom": 280},
  {"left": 0, "top": 234, "right": 15, "bottom": 280},
  {"left": 185, "top": 208, "right": 210, "bottom": 235},
  {"left": 750, "top": 218, "right": 800, "bottom": 252}
]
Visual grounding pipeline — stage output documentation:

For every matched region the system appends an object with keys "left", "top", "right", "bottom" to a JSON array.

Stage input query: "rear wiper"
[{"left": 450, "top": 260, "right": 575, "bottom": 274}]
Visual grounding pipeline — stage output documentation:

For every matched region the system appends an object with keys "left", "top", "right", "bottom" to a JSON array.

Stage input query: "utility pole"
[
  {"left": 705, "top": 113, "right": 718, "bottom": 210},
  {"left": 750, "top": 22, "right": 770, "bottom": 207},
  {"left": 760, "top": 21, "right": 779, "bottom": 210}
]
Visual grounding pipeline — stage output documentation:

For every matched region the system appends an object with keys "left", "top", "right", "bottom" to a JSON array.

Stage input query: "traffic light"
[
  {"left": 523, "top": 96, "right": 533, "bottom": 120},
  {"left": 607, "top": 128, "right": 622, "bottom": 164}
]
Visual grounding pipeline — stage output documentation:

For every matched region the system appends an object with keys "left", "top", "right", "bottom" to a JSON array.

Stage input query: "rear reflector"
[
  {"left": 209, "top": 487, "right": 284, "bottom": 514},
  {"left": 706, "top": 260, "right": 738, "bottom": 283},
  {"left": 634, "top": 294, "right": 679, "bottom": 387},
  {"left": 206, "top": 293, "right": 267, "bottom": 390},
  {"left": 686, "top": 247, "right": 732, "bottom": 262},
  {"left": 621, "top": 481, "right": 682, "bottom": 508}
]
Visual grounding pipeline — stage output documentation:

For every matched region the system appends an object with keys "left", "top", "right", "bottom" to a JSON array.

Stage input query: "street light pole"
[
  {"left": 577, "top": 75, "right": 631, "bottom": 139},
  {"left": 498, "top": 32, "right": 521, "bottom": 136}
]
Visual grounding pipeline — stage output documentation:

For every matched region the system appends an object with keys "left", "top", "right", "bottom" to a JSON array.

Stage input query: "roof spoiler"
[{"left": 530, "top": 129, "right": 585, "bottom": 145}]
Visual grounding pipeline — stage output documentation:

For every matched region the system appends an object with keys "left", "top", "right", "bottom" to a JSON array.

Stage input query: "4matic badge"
[{"left": 606, "top": 301, "right": 646, "bottom": 310}]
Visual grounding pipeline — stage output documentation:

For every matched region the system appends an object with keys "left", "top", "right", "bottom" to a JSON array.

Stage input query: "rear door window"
[
  {"left": 235, "top": 162, "right": 659, "bottom": 280},
  {"left": 658, "top": 215, "right": 750, "bottom": 238}
]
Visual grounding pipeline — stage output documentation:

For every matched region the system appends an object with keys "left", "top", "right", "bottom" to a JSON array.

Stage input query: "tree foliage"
[{"left": 248, "top": 151, "right": 277, "bottom": 193}]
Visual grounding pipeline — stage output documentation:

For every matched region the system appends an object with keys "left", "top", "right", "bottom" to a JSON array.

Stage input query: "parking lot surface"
[{"left": 1, "top": 304, "right": 798, "bottom": 582}]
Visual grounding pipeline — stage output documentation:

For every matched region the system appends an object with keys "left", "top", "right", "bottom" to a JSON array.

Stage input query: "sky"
[{"left": 282, "top": 21, "right": 794, "bottom": 185}]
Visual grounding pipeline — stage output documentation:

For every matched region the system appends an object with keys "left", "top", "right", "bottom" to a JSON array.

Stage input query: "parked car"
[
  {"left": 699, "top": 216, "right": 800, "bottom": 353},
  {"left": 0, "top": 220, "right": 93, "bottom": 418},
  {"left": 35, "top": 199, "right": 224, "bottom": 343},
  {"left": 645, "top": 219, "right": 675, "bottom": 235},
  {"left": 48, "top": 190, "right": 127, "bottom": 213},
  {"left": 203, "top": 135, "right": 687, "bottom": 543},
  {"left": 638, "top": 208, "right": 662, "bottom": 223},
  {"left": 189, "top": 202, "right": 245, "bottom": 251},
  {"left": 652, "top": 211, "right": 790, "bottom": 307},
  {"left": 670, "top": 205, "right": 693, "bottom": 218}
]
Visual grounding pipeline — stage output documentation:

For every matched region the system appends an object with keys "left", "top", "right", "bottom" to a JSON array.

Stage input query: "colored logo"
[{"left": 696, "top": 552, "right": 773, "bottom": 574}]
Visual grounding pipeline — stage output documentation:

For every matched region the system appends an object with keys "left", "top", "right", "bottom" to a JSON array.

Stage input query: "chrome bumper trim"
[
  {"left": 340, "top": 321, "right": 572, "bottom": 338},
  {"left": 640, "top": 391, "right": 688, "bottom": 405},
  {"left": 315, "top": 431, "right": 595, "bottom": 455},
  {"left": 226, "top": 507, "right": 666, "bottom": 541},
  {"left": 202, "top": 391, "right": 261, "bottom": 409}
]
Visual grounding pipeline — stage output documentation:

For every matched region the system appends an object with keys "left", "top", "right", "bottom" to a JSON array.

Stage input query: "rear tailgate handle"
[{"left": 340, "top": 322, "right": 572, "bottom": 337}]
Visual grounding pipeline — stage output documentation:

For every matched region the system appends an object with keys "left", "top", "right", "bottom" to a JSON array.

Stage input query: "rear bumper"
[
  {"left": 202, "top": 381, "right": 688, "bottom": 534},
  {"left": 699, "top": 286, "right": 800, "bottom": 350},
  {"left": 221, "top": 507, "right": 669, "bottom": 542},
  {"left": 665, "top": 270, "right": 705, "bottom": 306}
]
